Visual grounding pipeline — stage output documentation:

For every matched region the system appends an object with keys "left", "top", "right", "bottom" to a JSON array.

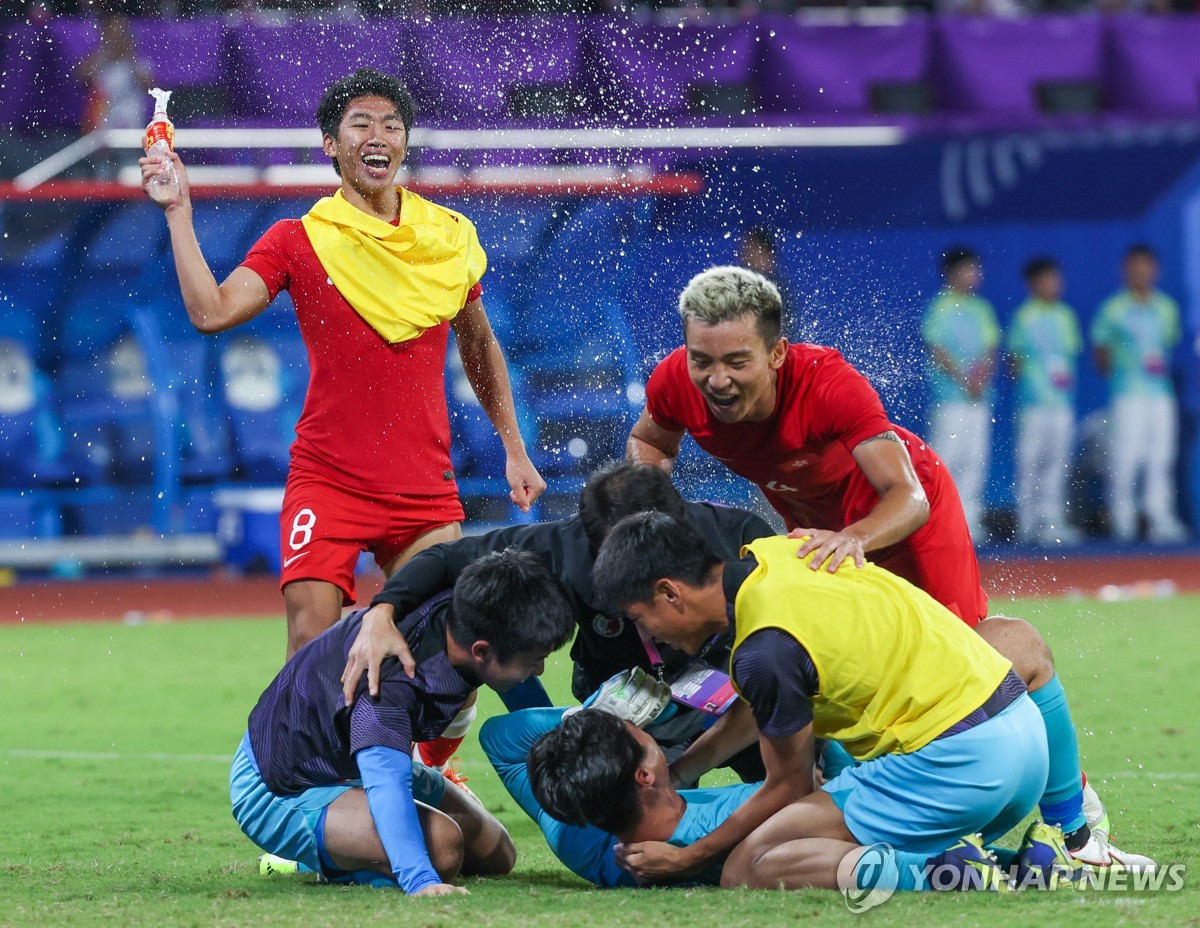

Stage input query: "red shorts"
[{"left": 278, "top": 469, "right": 465, "bottom": 605}]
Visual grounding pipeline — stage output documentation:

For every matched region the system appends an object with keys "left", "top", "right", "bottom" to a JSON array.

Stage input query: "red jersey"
[
  {"left": 646, "top": 343, "right": 988, "bottom": 623},
  {"left": 241, "top": 219, "right": 483, "bottom": 495}
]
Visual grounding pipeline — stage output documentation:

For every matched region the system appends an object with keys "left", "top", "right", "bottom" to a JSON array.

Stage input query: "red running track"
[{"left": 2, "top": 551, "right": 1198, "bottom": 625}]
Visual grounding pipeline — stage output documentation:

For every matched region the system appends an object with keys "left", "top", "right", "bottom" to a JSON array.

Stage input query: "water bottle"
[{"left": 144, "top": 87, "right": 179, "bottom": 203}]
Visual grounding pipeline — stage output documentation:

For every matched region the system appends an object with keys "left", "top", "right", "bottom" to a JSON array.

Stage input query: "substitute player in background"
[
  {"left": 626, "top": 265, "right": 1151, "bottom": 871},
  {"left": 921, "top": 246, "right": 1000, "bottom": 541},
  {"left": 141, "top": 68, "right": 544, "bottom": 660}
]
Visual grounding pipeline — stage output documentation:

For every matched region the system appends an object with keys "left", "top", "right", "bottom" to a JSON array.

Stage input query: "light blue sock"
[
  {"left": 855, "top": 846, "right": 932, "bottom": 893},
  {"left": 1029, "top": 674, "right": 1086, "bottom": 834},
  {"left": 323, "top": 869, "right": 398, "bottom": 888},
  {"left": 821, "top": 741, "right": 857, "bottom": 780}
]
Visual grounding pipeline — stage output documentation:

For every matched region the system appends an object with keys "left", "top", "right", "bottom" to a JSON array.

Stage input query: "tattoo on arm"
[{"left": 859, "top": 430, "right": 902, "bottom": 447}]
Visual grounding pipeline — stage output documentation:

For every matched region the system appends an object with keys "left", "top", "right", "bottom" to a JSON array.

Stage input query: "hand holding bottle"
[{"left": 143, "top": 87, "right": 179, "bottom": 205}]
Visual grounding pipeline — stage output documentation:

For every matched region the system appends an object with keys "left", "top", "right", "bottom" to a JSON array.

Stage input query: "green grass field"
[{"left": 2, "top": 595, "right": 1198, "bottom": 927}]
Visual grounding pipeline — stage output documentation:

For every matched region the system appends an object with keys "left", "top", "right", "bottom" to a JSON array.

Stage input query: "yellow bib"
[
  {"left": 732, "top": 537, "right": 1011, "bottom": 761},
  {"left": 300, "top": 187, "right": 487, "bottom": 344}
]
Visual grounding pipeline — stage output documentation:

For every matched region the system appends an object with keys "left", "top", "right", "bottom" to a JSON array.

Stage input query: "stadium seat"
[
  {"left": 0, "top": 301, "right": 68, "bottom": 492},
  {"left": 508, "top": 198, "right": 650, "bottom": 476},
  {"left": 216, "top": 326, "right": 306, "bottom": 484},
  {"left": 223, "top": 19, "right": 411, "bottom": 123}
]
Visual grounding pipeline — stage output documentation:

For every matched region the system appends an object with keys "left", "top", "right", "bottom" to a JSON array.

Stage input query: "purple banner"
[
  {"left": 758, "top": 16, "right": 930, "bottom": 115},
  {"left": 584, "top": 18, "right": 757, "bottom": 122},
  {"left": 224, "top": 19, "right": 410, "bottom": 121},
  {"left": 933, "top": 16, "right": 1103, "bottom": 114},
  {"left": 1106, "top": 15, "right": 1200, "bottom": 116},
  {"left": 408, "top": 16, "right": 584, "bottom": 123},
  {"left": 5, "top": 14, "right": 1200, "bottom": 133}
]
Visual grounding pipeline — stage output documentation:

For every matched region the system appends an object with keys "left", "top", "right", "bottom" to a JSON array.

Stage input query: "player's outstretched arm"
[
  {"left": 341, "top": 603, "right": 416, "bottom": 703},
  {"left": 792, "top": 430, "right": 930, "bottom": 572},
  {"left": 668, "top": 698, "right": 758, "bottom": 788},
  {"left": 347, "top": 534, "right": 526, "bottom": 703},
  {"left": 626, "top": 407, "right": 683, "bottom": 472},
  {"left": 141, "top": 150, "right": 271, "bottom": 334},
  {"left": 451, "top": 299, "right": 545, "bottom": 512},
  {"left": 616, "top": 725, "right": 814, "bottom": 884}
]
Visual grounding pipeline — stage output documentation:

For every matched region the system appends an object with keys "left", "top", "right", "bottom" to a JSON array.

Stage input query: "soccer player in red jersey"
[
  {"left": 625, "top": 266, "right": 1152, "bottom": 873},
  {"left": 631, "top": 266, "right": 982, "bottom": 623},
  {"left": 142, "top": 68, "right": 545, "bottom": 658}
]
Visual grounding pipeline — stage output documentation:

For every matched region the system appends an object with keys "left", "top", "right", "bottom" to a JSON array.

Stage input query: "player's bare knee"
[
  {"left": 720, "top": 839, "right": 759, "bottom": 888},
  {"left": 285, "top": 616, "right": 324, "bottom": 659},
  {"left": 485, "top": 830, "right": 517, "bottom": 876},
  {"left": 427, "top": 812, "right": 464, "bottom": 882},
  {"left": 720, "top": 845, "right": 748, "bottom": 888},
  {"left": 976, "top": 616, "right": 1055, "bottom": 690}
]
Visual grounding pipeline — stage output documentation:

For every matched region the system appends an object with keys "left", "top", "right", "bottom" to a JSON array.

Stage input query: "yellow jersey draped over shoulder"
[
  {"left": 300, "top": 187, "right": 487, "bottom": 344},
  {"left": 731, "top": 537, "right": 1011, "bottom": 761}
]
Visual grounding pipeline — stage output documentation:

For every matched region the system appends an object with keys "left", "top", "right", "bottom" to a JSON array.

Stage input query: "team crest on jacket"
[{"left": 592, "top": 614, "right": 625, "bottom": 638}]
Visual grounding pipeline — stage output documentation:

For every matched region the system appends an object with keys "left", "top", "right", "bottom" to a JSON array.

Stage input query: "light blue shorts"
[
  {"left": 229, "top": 733, "right": 445, "bottom": 873},
  {"left": 822, "top": 694, "right": 1049, "bottom": 856}
]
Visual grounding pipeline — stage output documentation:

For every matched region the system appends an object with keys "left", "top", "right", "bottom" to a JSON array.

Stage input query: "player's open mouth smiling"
[
  {"left": 706, "top": 393, "right": 738, "bottom": 411},
  {"left": 361, "top": 153, "right": 392, "bottom": 178}
]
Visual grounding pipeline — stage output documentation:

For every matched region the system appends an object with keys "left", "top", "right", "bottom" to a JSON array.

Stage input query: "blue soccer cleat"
[
  {"left": 927, "top": 834, "right": 1014, "bottom": 892},
  {"left": 1015, "top": 821, "right": 1092, "bottom": 890}
]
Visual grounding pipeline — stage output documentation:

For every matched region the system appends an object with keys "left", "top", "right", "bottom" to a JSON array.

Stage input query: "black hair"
[
  {"left": 578, "top": 461, "right": 688, "bottom": 555},
  {"left": 316, "top": 67, "right": 416, "bottom": 176},
  {"left": 450, "top": 549, "right": 574, "bottom": 663},
  {"left": 941, "top": 245, "right": 980, "bottom": 275},
  {"left": 1023, "top": 256, "right": 1060, "bottom": 282},
  {"left": 592, "top": 511, "right": 722, "bottom": 613},
  {"left": 527, "top": 709, "right": 645, "bottom": 835},
  {"left": 1124, "top": 242, "right": 1158, "bottom": 262}
]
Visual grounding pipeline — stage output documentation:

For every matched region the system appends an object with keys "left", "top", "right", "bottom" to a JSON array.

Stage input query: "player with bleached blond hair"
[{"left": 626, "top": 264, "right": 1152, "bottom": 875}]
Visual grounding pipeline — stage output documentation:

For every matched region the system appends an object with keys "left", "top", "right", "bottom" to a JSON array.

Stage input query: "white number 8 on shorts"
[{"left": 289, "top": 508, "right": 317, "bottom": 551}]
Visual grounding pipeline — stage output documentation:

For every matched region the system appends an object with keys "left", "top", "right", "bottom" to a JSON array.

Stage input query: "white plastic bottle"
[{"left": 144, "top": 87, "right": 179, "bottom": 203}]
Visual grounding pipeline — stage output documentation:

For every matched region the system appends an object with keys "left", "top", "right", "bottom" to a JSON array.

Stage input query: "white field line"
[{"left": 1, "top": 748, "right": 230, "bottom": 763}]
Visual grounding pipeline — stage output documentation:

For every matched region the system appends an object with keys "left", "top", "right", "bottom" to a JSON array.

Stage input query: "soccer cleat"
[
  {"left": 1081, "top": 780, "right": 1112, "bottom": 838},
  {"left": 1070, "top": 828, "right": 1157, "bottom": 874},
  {"left": 930, "top": 834, "right": 1014, "bottom": 892},
  {"left": 1014, "top": 822, "right": 1092, "bottom": 889},
  {"left": 259, "top": 853, "right": 300, "bottom": 877}
]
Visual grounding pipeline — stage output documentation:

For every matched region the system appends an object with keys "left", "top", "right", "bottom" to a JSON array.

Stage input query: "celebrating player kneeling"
[
  {"left": 230, "top": 550, "right": 574, "bottom": 894},
  {"left": 588, "top": 513, "right": 1091, "bottom": 893}
]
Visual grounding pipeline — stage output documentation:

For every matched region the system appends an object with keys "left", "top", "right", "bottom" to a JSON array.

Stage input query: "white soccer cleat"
[
  {"left": 1081, "top": 780, "right": 1111, "bottom": 836},
  {"left": 1069, "top": 829, "right": 1157, "bottom": 874}
]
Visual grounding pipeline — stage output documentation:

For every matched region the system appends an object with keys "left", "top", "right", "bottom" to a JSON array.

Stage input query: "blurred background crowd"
[
  {"left": 5, "top": 0, "right": 1200, "bottom": 21},
  {"left": 1, "top": 2, "right": 1198, "bottom": 576}
]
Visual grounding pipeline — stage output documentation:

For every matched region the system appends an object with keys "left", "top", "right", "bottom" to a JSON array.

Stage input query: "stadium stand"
[{"left": 1, "top": 12, "right": 1198, "bottom": 567}]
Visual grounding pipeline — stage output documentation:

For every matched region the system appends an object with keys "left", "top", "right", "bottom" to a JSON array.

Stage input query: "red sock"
[{"left": 418, "top": 735, "right": 464, "bottom": 769}]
